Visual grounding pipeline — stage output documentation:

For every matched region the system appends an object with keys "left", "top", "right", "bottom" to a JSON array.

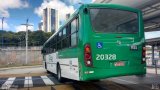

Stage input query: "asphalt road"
[
  {"left": 0, "top": 66, "right": 160, "bottom": 90},
  {"left": 0, "top": 74, "right": 130, "bottom": 90},
  {"left": 108, "top": 74, "right": 160, "bottom": 90},
  {"left": 0, "top": 73, "right": 159, "bottom": 90}
]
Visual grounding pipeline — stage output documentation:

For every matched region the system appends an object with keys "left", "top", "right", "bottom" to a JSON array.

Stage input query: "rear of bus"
[{"left": 80, "top": 4, "right": 146, "bottom": 81}]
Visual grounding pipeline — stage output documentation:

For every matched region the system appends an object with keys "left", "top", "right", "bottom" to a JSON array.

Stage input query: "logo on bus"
[
  {"left": 96, "top": 42, "right": 103, "bottom": 48},
  {"left": 49, "top": 55, "right": 53, "bottom": 62}
]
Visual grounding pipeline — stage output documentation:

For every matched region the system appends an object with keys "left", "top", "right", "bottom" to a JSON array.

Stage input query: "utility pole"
[
  {"left": 1, "top": 17, "right": 4, "bottom": 48},
  {"left": 21, "top": 19, "right": 33, "bottom": 65},
  {"left": 2, "top": 17, "right": 4, "bottom": 30}
]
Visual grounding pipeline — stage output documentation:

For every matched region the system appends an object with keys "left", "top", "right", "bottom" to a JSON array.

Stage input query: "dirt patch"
[
  {"left": 18, "top": 86, "right": 54, "bottom": 90},
  {"left": 53, "top": 85, "right": 75, "bottom": 90}
]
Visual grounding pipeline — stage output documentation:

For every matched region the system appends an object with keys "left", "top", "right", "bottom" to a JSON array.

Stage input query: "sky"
[
  {"left": 0, "top": 0, "right": 160, "bottom": 39},
  {"left": 0, "top": 0, "right": 92, "bottom": 32}
]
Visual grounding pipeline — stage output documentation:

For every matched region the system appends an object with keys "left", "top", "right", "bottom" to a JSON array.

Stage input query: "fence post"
[{"left": 154, "top": 59, "right": 158, "bottom": 76}]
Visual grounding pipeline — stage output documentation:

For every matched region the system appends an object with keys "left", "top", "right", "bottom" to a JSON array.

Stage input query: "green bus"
[{"left": 41, "top": 4, "right": 146, "bottom": 81}]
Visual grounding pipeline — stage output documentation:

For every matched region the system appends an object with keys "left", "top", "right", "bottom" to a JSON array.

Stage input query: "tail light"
[
  {"left": 142, "top": 45, "right": 146, "bottom": 63},
  {"left": 84, "top": 44, "right": 92, "bottom": 66}
]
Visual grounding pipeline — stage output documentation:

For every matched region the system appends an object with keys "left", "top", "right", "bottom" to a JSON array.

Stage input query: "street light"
[
  {"left": 1, "top": 17, "right": 4, "bottom": 48},
  {"left": 1, "top": 17, "right": 4, "bottom": 30},
  {"left": 21, "top": 19, "right": 33, "bottom": 65}
]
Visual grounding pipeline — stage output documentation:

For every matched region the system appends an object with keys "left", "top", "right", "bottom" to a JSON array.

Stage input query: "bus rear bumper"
[{"left": 80, "top": 65, "right": 146, "bottom": 81}]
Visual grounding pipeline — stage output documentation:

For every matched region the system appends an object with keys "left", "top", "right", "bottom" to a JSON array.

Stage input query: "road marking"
[
  {"left": 113, "top": 78, "right": 137, "bottom": 84},
  {"left": 41, "top": 76, "right": 54, "bottom": 85},
  {"left": 1, "top": 77, "right": 16, "bottom": 89},
  {"left": 24, "top": 77, "right": 33, "bottom": 87}
]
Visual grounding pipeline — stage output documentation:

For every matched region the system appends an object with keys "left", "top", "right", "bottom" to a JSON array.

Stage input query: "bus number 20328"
[{"left": 96, "top": 54, "right": 116, "bottom": 60}]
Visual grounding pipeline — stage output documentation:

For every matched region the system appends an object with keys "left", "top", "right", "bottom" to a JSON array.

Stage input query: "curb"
[
  {"left": 147, "top": 73, "right": 160, "bottom": 76},
  {"left": 0, "top": 65, "right": 42, "bottom": 71}
]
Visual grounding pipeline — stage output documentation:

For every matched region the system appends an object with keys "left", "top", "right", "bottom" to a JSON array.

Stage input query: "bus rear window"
[{"left": 90, "top": 8, "right": 139, "bottom": 34}]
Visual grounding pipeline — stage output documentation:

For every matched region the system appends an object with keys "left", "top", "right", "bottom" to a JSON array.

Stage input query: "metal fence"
[{"left": 146, "top": 59, "right": 160, "bottom": 67}]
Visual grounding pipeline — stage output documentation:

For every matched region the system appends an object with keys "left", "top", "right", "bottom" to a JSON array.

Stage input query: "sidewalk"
[
  {"left": 0, "top": 65, "right": 42, "bottom": 71},
  {"left": 0, "top": 65, "right": 46, "bottom": 78},
  {"left": 147, "top": 67, "right": 160, "bottom": 75}
]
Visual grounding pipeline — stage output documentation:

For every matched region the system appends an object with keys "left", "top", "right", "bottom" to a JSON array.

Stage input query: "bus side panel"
[
  {"left": 58, "top": 48, "right": 80, "bottom": 80},
  {"left": 57, "top": 13, "right": 83, "bottom": 81},
  {"left": 44, "top": 50, "right": 80, "bottom": 81},
  {"left": 78, "top": 7, "right": 93, "bottom": 81},
  {"left": 59, "top": 58, "right": 80, "bottom": 80},
  {"left": 45, "top": 53, "right": 58, "bottom": 74}
]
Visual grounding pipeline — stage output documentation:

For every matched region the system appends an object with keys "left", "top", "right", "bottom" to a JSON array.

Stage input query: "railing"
[{"left": 146, "top": 58, "right": 160, "bottom": 67}]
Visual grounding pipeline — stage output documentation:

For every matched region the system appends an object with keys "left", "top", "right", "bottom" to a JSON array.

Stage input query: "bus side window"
[
  {"left": 49, "top": 43, "right": 51, "bottom": 53},
  {"left": 50, "top": 38, "right": 53, "bottom": 53},
  {"left": 71, "top": 17, "right": 79, "bottom": 47},
  {"left": 66, "top": 24, "right": 71, "bottom": 47},
  {"left": 53, "top": 36, "right": 57, "bottom": 52},
  {"left": 62, "top": 28, "right": 67, "bottom": 49},
  {"left": 55, "top": 35, "right": 57, "bottom": 51},
  {"left": 76, "top": 17, "right": 79, "bottom": 44},
  {"left": 57, "top": 31, "right": 62, "bottom": 50},
  {"left": 45, "top": 42, "right": 50, "bottom": 54},
  {"left": 50, "top": 36, "right": 57, "bottom": 53}
]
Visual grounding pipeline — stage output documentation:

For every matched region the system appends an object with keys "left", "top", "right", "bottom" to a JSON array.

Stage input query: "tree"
[{"left": 0, "top": 30, "right": 53, "bottom": 47}]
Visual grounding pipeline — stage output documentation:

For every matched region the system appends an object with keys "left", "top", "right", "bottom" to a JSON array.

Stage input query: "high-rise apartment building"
[
  {"left": 43, "top": 7, "right": 59, "bottom": 33},
  {"left": 38, "top": 21, "right": 43, "bottom": 31}
]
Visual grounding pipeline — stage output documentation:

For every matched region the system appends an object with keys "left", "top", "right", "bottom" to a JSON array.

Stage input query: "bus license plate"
[{"left": 114, "top": 61, "right": 124, "bottom": 66}]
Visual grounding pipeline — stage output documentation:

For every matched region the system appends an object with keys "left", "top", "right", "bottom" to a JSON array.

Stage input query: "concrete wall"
[{"left": 0, "top": 47, "right": 42, "bottom": 66}]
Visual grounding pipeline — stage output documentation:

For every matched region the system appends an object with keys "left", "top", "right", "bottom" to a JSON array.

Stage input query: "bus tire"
[
  {"left": 57, "top": 64, "right": 62, "bottom": 82},
  {"left": 45, "top": 62, "right": 50, "bottom": 73},
  {"left": 45, "top": 62, "right": 47, "bottom": 69}
]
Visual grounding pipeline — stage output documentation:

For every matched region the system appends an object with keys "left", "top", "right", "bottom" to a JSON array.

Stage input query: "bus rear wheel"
[
  {"left": 45, "top": 62, "right": 50, "bottom": 73},
  {"left": 57, "top": 65, "right": 62, "bottom": 82}
]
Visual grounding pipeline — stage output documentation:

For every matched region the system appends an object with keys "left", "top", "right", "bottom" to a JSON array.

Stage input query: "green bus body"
[{"left": 42, "top": 4, "right": 146, "bottom": 81}]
